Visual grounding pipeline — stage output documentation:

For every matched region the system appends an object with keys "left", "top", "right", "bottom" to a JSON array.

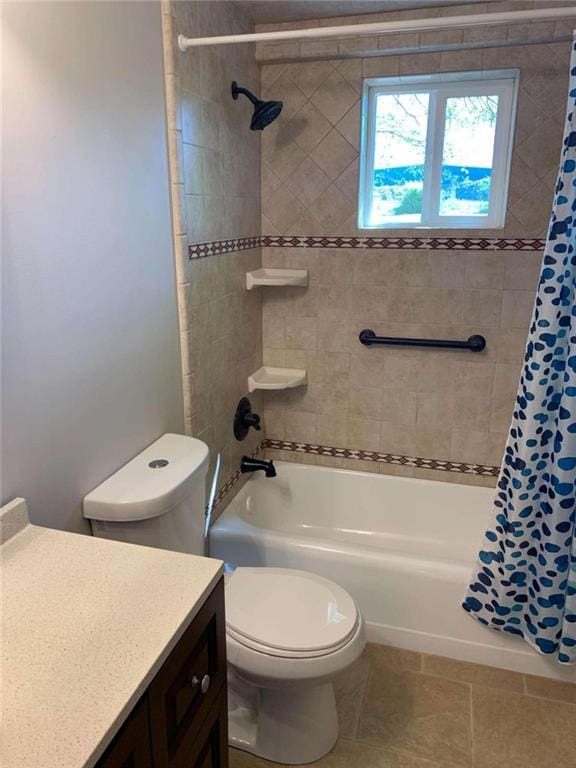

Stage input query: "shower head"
[{"left": 231, "top": 81, "right": 283, "bottom": 131}]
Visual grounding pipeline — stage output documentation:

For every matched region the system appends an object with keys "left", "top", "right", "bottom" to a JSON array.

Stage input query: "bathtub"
[{"left": 210, "top": 461, "right": 575, "bottom": 682}]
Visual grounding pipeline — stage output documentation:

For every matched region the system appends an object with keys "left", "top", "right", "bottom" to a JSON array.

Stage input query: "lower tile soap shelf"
[
  {"left": 248, "top": 366, "right": 307, "bottom": 393},
  {"left": 246, "top": 268, "right": 308, "bottom": 290}
]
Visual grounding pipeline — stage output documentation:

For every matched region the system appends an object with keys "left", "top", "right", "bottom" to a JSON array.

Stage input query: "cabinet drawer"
[
  {"left": 149, "top": 579, "right": 226, "bottom": 768},
  {"left": 96, "top": 697, "right": 152, "bottom": 768}
]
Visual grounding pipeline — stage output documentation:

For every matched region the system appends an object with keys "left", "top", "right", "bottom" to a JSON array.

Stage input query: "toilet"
[{"left": 84, "top": 433, "right": 365, "bottom": 764}]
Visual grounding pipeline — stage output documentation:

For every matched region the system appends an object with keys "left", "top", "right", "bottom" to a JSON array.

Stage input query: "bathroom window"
[{"left": 358, "top": 70, "right": 519, "bottom": 229}]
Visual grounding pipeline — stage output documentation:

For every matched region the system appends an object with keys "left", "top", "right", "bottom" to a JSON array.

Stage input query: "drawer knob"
[{"left": 187, "top": 674, "right": 211, "bottom": 694}]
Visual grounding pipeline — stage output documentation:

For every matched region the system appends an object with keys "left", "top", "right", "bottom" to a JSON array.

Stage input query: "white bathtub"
[{"left": 210, "top": 461, "right": 575, "bottom": 682}]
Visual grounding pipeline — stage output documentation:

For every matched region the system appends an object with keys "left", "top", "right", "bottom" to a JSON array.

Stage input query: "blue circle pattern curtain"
[{"left": 463, "top": 38, "right": 576, "bottom": 665}]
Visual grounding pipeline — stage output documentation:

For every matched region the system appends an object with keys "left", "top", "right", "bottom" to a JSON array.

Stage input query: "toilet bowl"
[
  {"left": 83, "top": 435, "right": 365, "bottom": 765},
  {"left": 224, "top": 567, "right": 365, "bottom": 764}
]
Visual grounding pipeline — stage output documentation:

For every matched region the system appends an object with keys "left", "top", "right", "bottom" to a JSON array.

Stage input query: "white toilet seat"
[
  {"left": 225, "top": 567, "right": 359, "bottom": 658},
  {"left": 224, "top": 567, "right": 366, "bottom": 764}
]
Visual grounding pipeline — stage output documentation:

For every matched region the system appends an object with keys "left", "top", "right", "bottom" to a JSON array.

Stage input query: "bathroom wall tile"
[
  {"left": 262, "top": 185, "right": 307, "bottom": 233},
  {"left": 379, "top": 422, "right": 417, "bottom": 457},
  {"left": 256, "top": 23, "right": 563, "bottom": 481},
  {"left": 452, "top": 394, "right": 491, "bottom": 432},
  {"left": 378, "top": 463, "right": 417, "bottom": 480},
  {"left": 500, "top": 290, "right": 535, "bottom": 329},
  {"left": 335, "top": 157, "right": 360, "bottom": 200},
  {"left": 183, "top": 143, "right": 205, "bottom": 195},
  {"left": 285, "top": 316, "right": 318, "bottom": 350},
  {"left": 314, "top": 184, "right": 356, "bottom": 231},
  {"left": 496, "top": 329, "right": 528, "bottom": 365},
  {"left": 362, "top": 56, "right": 400, "bottom": 78},
  {"left": 462, "top": 290, "right": 501, "bottom": 327},
  {"left": 291, "top": 100, "right": 333, "bottom": 155},
  {"left": 419, "top": 252, "right": 465, "bottom": 290},
  {"left": 262, "top": 314, "right": 286, "bottom": 349},
  {"left": 399, "top": 51, "right": 442, "bottom": 76},
  {"left": 263, "top": 141, "right": 307, "bottom": 183},
  {"left": 318, "top": 249, "right": 356, "bottom": 286},
  {"left": 286, "top": 60, "right": 334, "bottom": 100},
  {"left": 471, "top": 685, "right": 576, "bottom": 768},
  {"left": 449, "top": 430, "right": 488, "bottom": 464},
  {"left": 310, "top": 68, "right": 359, "bottom": 126},
  {"left": 263, "top": 69, "right": 306, "bottom": 120},
  {"left": 349, "top": 386, "right": 383, "bottom": 420},
  {"left": 413, "top": 427, "right": 452, "bottom": 462},
  {"left": 381, "top": 389, "right": 417, "bottom": 426},
  {"left": 164, "top": 0, "right": 262, "bottom": 499},
  {"left": 310, "top": 129, "right": 358, "bottom": 181},
  {"left": 347, "top": 418, "right": 381, "bottom": 451},
  {"left": 462, "top": 253, "right": 506, "bottom": 290},
  {"left": 284, "top": 410, "right": 317, "bottom": 443},
  {"left": 440, "top": 48, "right": 483, "bottom": 72},
  {"left": 502, "top": 252, "right": 542, "bottom": 291},
  {"left": 485, "top": 431, "right": 506, "bottom": 467},
  {"left": 416, "top": 469, "right": 497, "bottom": 488},
  {"left": 417, "top": 392, "right": 455, "bottom": 428},
  {"left": 317, "top": 414, "right": 348, "bottom": 447},
  {"left": 266, "top": 447, "right": 318, "bottom": 466},
  {"left": 263, "top": 406, "right": 286, "bottom": 440},
  {"left": 285, "top": 157, "right": 331, "bottom": 206},
  {"left": 353, "top": 251, "right": 420, "bottom": 288}
]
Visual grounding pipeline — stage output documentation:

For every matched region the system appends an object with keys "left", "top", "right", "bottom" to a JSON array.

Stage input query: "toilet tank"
[{"left": 83, "top": 434, "right": 210, "bottom": 556}]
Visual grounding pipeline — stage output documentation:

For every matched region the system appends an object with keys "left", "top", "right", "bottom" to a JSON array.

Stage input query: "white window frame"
[{"left": 358, "top": 69, "right": 519, "bottom": 230}]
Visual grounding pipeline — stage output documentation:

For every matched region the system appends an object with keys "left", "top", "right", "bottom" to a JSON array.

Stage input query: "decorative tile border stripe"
[
  {"left": 188, "top": 235, "right": 545, "bottom": 259},
  {"left": 212, "top": 440, "right": 265, "bottom": 509},
  {"left": 264, "top": 438, "right": 500, "bottom": 477},
  {"left": 261, "top": 235, "right": 546, "bottom": 251},
  {"left": 188, "top": 237, "right": 260, "bottom": 260},
  {"left": 209, "top": 437, "right": 498, "bottom": 513}
]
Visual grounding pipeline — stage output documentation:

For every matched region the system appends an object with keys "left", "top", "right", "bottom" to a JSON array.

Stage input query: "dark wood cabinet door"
[
  {"left": 96, "top": 698, "right": 152, "bottom": 768},
  {"left": 148, "top": 579, "right": 227, "bottom": 768},
  {"left": 182, "top": 697, "right": 229, "bottom": 768}
]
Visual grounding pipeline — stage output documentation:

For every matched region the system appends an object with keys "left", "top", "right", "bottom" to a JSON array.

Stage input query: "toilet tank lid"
[{"left": 83, "top": 434, "right": 209, "bottom": 522}]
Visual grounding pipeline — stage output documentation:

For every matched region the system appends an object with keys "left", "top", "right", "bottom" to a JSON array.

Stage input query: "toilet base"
[{"left": 228, "top": 673, "right": 339, "bottom": 765}]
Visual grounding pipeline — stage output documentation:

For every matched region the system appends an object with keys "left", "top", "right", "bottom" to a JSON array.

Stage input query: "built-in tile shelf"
[
  {"left": 248, "top": 366, "right": 307, "bottom": 393},
  {"left": 246, "top": 268, "right": 308, "bottom": 290}
]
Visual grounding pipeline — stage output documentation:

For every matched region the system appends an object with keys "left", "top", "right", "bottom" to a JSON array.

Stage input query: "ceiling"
[{"left": 235, "top": 0, "right": 479, "bottom": 25}]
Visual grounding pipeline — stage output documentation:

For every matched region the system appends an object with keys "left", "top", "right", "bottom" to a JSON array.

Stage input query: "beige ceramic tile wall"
[
  {"left": 260, "top": 39, "right": 570, "bottom": 479},
  {"left": 162, "top": 1, "right": 264, "bottom": 499},
  {"left": 254, "top": 0, "right": 573, "bottom": 66},
  {"left": 260, "top": 42, "right": 568, "bottom": 238},
  {"left": 231, "top": 643, "right": 576, "bottom": 768}
]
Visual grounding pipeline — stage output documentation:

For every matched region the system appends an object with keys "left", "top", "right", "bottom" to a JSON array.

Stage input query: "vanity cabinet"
[
  {"left": 95, "top": 698, "right": 152, "bottom": 768},
  {"left": 96, "top": 579, "right": 228, "bottom": 768}
]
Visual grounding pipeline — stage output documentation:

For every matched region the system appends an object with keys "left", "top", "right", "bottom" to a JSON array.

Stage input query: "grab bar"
[{"left": 359, "top": 329, "right": 486, "bottom": 352}]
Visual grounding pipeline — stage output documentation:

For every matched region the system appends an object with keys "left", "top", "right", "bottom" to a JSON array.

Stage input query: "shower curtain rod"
[{"left": 178, "top": 6, "right": 576, "bottom": 50}]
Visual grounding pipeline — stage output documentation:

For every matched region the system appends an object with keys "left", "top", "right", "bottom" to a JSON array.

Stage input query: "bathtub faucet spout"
[{"left": 240, "top": 456, "right": 277, "bottom": 478}]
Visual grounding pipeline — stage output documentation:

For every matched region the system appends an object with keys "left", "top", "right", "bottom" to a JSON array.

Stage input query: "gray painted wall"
[{"left": 2, "top": 1, "right": 184, "bottom": 534}]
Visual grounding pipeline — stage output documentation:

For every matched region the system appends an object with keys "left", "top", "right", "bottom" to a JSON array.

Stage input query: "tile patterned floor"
[{"left": 229, "top": 643, "right": 576, "bottom": 768}]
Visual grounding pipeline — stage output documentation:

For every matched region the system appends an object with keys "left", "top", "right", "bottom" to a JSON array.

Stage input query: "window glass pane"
[
  {"left": 439, "top": 94, "right": 499, "bottom": 217},
  {"left": 370, "top": 92, "right": 430, "bottom": 226}
]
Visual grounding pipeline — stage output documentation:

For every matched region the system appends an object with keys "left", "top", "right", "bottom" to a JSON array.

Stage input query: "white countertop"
[{"left": 1, "top": 499, "right": 223, "bottom": 768}]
